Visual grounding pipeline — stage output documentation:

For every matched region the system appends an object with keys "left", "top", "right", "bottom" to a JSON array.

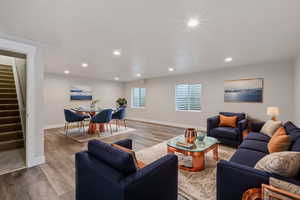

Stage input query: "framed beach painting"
[
  {"left": 224, "top": 78, "right": 263, "bottom": 103},
  {"left": 70, "top": 85, "right": 93, "bottom": 100}
]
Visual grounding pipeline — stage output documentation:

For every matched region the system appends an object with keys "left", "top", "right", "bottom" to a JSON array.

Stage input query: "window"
[
  {"left": 131, "top": 88, "right": 146, "bottom": 108},
  {"left": 175, "top": 84, "right": 201, "bottom": 111}
]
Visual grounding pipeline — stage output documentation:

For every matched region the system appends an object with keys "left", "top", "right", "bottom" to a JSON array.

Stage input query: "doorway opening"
[{"left": 0, "top": 50, "right": 26, "bottom": 175}]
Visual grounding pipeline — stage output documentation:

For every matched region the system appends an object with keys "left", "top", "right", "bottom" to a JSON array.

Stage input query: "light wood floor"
[{"left": 0, "top": 120, "right": 185, "bottom": 200}]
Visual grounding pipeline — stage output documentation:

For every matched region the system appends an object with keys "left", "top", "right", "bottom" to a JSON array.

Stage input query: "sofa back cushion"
[
  {"left": 219, "top": 112, "right": 246, "bottom": 122},
  {"left": 88, "top": 140, "right": 137, "bottom": 175},
  {"left": 284, "top": 121, "right": 300, "bottom": 152}
]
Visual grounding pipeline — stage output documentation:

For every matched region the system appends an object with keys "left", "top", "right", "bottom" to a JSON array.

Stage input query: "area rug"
[
  {"left": 61, "top": 124, "right": 136, "bottom": 143},
  {"left": 136, "top": 141, "right": 236, "bottom": 200}
]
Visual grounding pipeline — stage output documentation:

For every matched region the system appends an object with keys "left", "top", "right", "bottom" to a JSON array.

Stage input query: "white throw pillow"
[
  {"left": 260, "top": 120, "right": 282, "bottom": 137},
  {"left": 255, "top": 151, "right": 300, "bottom": 178}
]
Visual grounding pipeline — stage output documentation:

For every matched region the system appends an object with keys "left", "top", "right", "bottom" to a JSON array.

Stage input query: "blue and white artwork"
[
  {"left": 70, "top": 85, "right": 92, "bottom": 100},
  {"left": 224, "top": 78, "right": 263, "bottom": 103}
]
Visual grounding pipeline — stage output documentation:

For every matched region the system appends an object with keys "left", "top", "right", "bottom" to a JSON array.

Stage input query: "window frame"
[
  {"left": 131, "top": 87, "right": 146, "bottom": 109},
  {"left": 175, "top": 83, "right": 202, "bottom": 112}
]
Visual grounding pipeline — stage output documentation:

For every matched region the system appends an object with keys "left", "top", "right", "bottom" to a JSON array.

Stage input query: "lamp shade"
[{"left": 267, "top": 107, "right": 280, "bottom": 116}]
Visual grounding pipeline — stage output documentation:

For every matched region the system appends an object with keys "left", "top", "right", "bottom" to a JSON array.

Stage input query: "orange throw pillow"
[
  {"left": 111, "top": 144, "right": 145, "bottom": 169},
  {"left": 219, "top": 115, "right": 238, "bottom": 128},
  {"left": 268, "top": 127, "right": 291, "bottom": 153}
]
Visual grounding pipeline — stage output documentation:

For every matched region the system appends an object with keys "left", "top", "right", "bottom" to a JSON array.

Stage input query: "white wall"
[
  {"left": 295, "top": 56, "right": 300, "bottom": 127},
  {"left": 44, "top": 73, "right": 124, "bottom": 128},
  {"left": 125, "top": 60, "right": 294, "bottom": 129}
]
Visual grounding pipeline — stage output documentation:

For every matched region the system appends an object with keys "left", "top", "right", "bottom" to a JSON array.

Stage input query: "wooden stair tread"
[
  {"left": 0, "top": 139, "right": 23, "bottom": 144},
  {"left": 0, "top": 122, "right": 21, "bottom": 127},
  {"left": 0, "top": 116, "right": 20, "bottom": 119},
  {"left": 0, "top": 130, "right": 23, "bottom": 140},
  {"left": 0, "top": 109, "right": 19, "bottom": 112},
  {"left": 0, "top": 139, "right": 24, "bottom": 151}
]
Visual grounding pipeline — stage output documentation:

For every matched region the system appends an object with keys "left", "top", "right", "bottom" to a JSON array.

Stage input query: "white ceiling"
[{"left": 1, "top": 0, "right": 300, "bottom": 81}]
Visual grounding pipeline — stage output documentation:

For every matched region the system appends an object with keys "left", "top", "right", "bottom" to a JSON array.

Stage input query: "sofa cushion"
[
  {"left": 283, "top": 121, "right": 300, "bottom": 151},
  {"left": 230, "top": 148, "right": 267, "bottom": 167},
  {"left": 284, "top": 122, "right": 300, "bottom": 141},
  {"left": 219, "top": 112, "right": 245, "bottom": 122},
  {"left": 260, "top": 120, "right": 282, "bottom": 137},
  {"left": 244, "top": 132, "right": 271, "bottom": 142},
  {"left": 239, "top": 140, "right": 269, "bottom": 154},
  {"left": 88, "top": 140, "right": 137, "bottom": 175},
  {"left": 291, "top": 139, "right": 300, "bottom": 152},
  {"left": 210, "top": 127, "right": 240, "bottom": 140}
]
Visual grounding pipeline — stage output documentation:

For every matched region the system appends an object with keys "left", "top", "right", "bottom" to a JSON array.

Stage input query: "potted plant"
[
  {"left": 116, "top": 98, "right": 127, "bottom": 108},
  {"left": 90, "top": 99, "right": 99, "bottom": 109}
]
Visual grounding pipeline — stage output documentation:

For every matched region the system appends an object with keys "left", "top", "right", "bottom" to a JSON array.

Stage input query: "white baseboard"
[
  {"left": 44, "top": 123, "right": 65, "bottom": 130},
  {"left": 126, "top": 117, "right": 206, "bottom": 131},
  {"left": 27, "top": 156, "right": 45, "bottom": 168}
]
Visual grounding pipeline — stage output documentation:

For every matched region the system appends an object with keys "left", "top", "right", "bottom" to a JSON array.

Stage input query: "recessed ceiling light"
[
  {"left": 64, "top": 70, "right": 70, "bottom": 74},
  {"left": 168, "top": 68, "right": 174, "bottom": 72},
  {"left": 114, "top": 77, "right": 119, "bottom": 81},
  {"left": 113, "top": 50, "right": 121, "bottom": 56},
  {"left": 187, "top": 18, "right": 199, "bottom": 28},
  {"left": 136, "top": 73, "right": 141, "bottom": 77},
  {"left": 224, "top": 57, "right": 233, "bottom": 63},
  {"left": 81, "top": 63, "right": 88, "bottom": 68}
]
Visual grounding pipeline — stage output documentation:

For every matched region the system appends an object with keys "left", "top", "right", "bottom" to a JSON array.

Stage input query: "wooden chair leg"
[
  {"left": 115, "top": 120, "right": 118, "bottom": 132},
  {"left": 64, "top": 123, "right": 67, "bottom": 134},
  {"left": 81, "top": 122, "right": 85, "bottom": 134},
  {"left": 109, "top": 123, "right": 112, "bottom": 134},
  {"left": 66, "top": 123, "right": 69, "bottom": 135},
  {"left": 124, "top": 119, "right": 127, "bottom": 129}
]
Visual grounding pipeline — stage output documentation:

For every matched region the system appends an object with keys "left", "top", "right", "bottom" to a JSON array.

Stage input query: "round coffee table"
[{"left": 167, "top": 135, "right": 219, "bottom": 172}]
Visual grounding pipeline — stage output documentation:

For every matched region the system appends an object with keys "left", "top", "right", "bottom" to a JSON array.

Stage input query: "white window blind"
[
  {"left": 131, "top": 88, "right": 146, "bottom": 108},
  {"left": 175, "top": 84, "right": 201, "bottom": 111}
]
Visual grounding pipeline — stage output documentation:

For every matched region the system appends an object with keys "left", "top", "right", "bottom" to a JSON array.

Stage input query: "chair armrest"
[
  {"left": 122, "top": 154, "right": 178, "bottom": 200},
  {"left": 250, "top": 121, "right": 265, "bottom": 132},
  {"left": 217, "top": 160, "right": 269, "bottom": 200},
  {"left": 114, "top": 139, "right": 132, "bottom": 150},
  {"left": 238, "top": 119, "right": 248, "bottom": 133},
  {"left": 207, "top": 115, "right": 219, "bottom": 135}
]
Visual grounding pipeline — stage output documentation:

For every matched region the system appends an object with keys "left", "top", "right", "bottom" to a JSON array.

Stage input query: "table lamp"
[{"left": 267, "top": 107, "right": 279, "bottom": 121}]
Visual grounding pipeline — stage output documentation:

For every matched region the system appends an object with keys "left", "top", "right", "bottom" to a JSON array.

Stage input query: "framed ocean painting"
[
  {"left": 224, "top": 78, "right": 263, "bottom": 103},
  {"left": 70, "top": 85, "right": 93, "bottom": 100}
]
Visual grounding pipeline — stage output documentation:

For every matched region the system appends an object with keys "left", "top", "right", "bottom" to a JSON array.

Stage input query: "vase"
[{"left": 185, "top": 128, "right": 197, "bottom": 144}]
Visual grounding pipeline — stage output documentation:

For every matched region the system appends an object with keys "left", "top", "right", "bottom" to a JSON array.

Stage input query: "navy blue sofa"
[
  {"left": 217, "top": 121, "right": 300, "bottom": 200},
  {"left": 207, "top": 112, "right": 248, "bottom": 147},
  {"left": 75, "top": 139, "right": 178, "bottom": 200}
]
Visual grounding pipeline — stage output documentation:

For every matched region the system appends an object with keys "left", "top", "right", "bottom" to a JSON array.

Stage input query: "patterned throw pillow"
[
  {"left": 255, "top": 151, "right": 300, "bottom": 178},
  {"left": 260, "top": 120, "right": 282, "bottom": 137}
]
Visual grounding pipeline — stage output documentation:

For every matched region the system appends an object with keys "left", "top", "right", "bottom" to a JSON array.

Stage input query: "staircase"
[{"left": 0, "top": 65, "right": 23, "bottom": 151}]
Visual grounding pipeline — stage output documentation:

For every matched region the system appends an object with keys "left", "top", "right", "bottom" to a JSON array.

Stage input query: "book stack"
[{"left": 176, "top": 141, "right": 195, "bottom": 149}]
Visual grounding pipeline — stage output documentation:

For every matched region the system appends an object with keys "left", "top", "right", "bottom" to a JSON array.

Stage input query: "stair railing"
[{"left": 12, "top": 58, "right": 26, "bottom": 143}]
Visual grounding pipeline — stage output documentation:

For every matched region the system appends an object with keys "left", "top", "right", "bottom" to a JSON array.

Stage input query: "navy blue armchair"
[
  {"left": 112, "top": 107, "right": 126, "bottom": 131},
  {"left": 91, "top": 109, "right": 113, "bottom": 134},
  {"left": 207, "top": 112, "right": 247, "bottom": 147},
  {"left": 75, "top": 139, "right": 178, "bottom": 200}
]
